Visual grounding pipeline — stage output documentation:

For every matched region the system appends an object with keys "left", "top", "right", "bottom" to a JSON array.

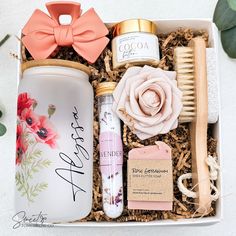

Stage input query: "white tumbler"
[{"left": 15, "top": 60, "right": 93, "bottom": 223}]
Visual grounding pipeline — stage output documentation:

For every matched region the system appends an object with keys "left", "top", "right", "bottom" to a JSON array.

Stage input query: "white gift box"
[{"left": 17, "top": 18, "right": 222, "bottom": 226}]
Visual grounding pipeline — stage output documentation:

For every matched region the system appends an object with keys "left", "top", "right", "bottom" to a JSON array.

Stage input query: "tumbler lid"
[{"left": 21, "top": 59, "right": 91, "bottom": 76}]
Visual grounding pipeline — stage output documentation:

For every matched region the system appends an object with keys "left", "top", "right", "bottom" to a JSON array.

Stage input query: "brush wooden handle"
[{"left": 188, "top": 38, "right": 211, "bottom": 214}]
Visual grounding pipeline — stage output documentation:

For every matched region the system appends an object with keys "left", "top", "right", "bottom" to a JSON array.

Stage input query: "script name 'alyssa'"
[{"left": 55, "top": 106, "right": 90, "bottom": 201}]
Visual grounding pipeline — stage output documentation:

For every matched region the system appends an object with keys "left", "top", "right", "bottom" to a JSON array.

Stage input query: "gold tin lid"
[
  {"left": 21, "top": 59, "right": 91, "bottom": 75},
  {"left": 113, "top": 19, "right": 157, "bottom": 37},
  {"left": 96, "top": 82, "right": 117, "bottom": 97}
]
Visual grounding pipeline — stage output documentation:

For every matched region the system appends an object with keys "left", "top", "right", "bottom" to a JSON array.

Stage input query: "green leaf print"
[{"left": 16, "top": 142, "right": 52, "bottom": 203}]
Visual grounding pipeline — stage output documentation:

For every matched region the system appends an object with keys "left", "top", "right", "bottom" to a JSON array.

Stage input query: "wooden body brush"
[{"left": 174, "top": 37, "right": 211, "bottom": 214}]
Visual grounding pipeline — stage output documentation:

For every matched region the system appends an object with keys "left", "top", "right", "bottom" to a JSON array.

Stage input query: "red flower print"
[
  {"left": 20, "top": 108, "right": 39, "bottom": 132},
  {"left": 16, "top": 124, "right": 27, "bottom": 165},
  {"left": 16, "top": 123, "right": 23, "bottom": 138},
  {"left": 17, "top": 93, "right": 36, "bottom": 116},
  {"left": 35, "top": 116, "right": 58, "bottom": 148}
]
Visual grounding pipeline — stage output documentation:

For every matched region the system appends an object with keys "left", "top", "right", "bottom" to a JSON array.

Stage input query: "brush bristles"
[{"left": 174, "top": 47, "right": 195, "bottom": 123}]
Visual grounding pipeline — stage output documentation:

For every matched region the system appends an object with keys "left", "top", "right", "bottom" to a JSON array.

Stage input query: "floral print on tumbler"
[{"left": 16, "top": 93, "right": 58, "bottom": 202}]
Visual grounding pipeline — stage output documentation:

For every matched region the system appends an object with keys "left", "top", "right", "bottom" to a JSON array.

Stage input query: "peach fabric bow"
[{"left": 22, "top": 2, "right": 109, "bottom": 63}]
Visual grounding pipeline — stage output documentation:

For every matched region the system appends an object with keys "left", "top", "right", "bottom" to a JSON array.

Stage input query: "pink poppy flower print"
[
  {"left": 16, "top": 124, "right": 27, "bottom": 165},
  {"left": 17, "top": 93, "right": 36, "bottom": 116},
  {"left": 20, "top": 108, "right": 39, "bottom": 132},
  {"left": 15, "top": 92, "right": 58, "bottom": 202},
  {"left": 35, "top": 116, "right": 58, "bottom": 148}
]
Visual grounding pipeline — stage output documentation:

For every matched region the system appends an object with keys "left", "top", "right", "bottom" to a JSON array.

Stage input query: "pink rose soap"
[{"left": 128, "top": 142, "right": 173, "bottom": 210}]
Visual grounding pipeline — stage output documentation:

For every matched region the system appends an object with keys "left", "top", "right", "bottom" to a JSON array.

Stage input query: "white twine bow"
[{"left": 177, "top": 155, "right": 220, "bottom": 201}]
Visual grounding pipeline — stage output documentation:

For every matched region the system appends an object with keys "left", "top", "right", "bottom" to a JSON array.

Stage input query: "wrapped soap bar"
[{"left": 128, "top": 142, "right": 173, "bottom": 210}]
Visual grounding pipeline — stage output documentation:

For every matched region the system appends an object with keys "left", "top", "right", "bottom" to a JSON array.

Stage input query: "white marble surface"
[{"left": 1, "top": 0, "right": 236, "bottom": 235}]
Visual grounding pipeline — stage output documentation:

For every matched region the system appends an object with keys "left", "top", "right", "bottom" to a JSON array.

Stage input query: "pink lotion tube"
[{"left": 97, "top": 82, "right": 124, "bottom": 218}]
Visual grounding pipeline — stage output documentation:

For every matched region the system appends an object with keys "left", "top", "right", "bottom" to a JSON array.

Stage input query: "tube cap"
[{"left": 96, "top": 82, "right": 117, "bottom": 96}]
